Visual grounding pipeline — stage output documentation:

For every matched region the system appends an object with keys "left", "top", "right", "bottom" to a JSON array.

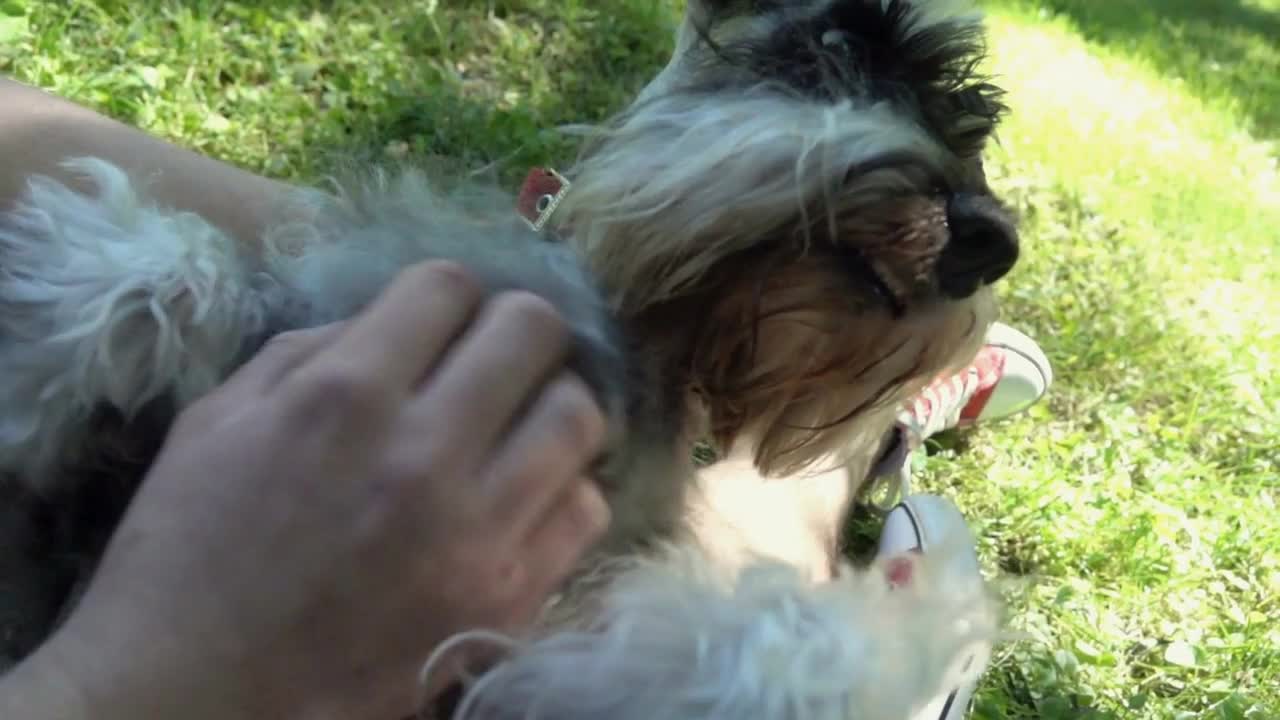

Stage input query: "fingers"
[
  {"left": 238, "top": 322, "right": 349, "bottom": 390},
  {"left": 479, "top": 372, "right": 608, "bottom": 541},
  {"left": 193, "top": 322, "right": 347, "bottom": 416},
  {"left": 518, "top": 481, "right": 611, "bottom": 605},
  {"left": 302, "top": 260, "right": 485, "bottom": 393},
  {"left": 404, "top": 291, "right": 573, "bottom": 464}
]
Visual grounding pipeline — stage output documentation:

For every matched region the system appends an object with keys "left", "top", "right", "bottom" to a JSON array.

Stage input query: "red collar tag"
[{"left": 517, "top": 167, "right": 571, "bottom": 233}]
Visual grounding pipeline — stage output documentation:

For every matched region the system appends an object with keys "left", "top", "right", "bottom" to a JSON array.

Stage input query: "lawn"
[{"left": 2, "top": 0, "right": 1277, "bottom": 718}]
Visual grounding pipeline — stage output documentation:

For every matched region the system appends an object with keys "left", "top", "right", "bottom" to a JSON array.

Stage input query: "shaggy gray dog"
[{"left": 1, "top": 0, "right": 1020, "bottom": 716}]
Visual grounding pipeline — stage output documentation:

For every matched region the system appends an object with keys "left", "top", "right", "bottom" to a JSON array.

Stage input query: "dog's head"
[{"left": 551, "top": 0, "right": 1018, "bottom": 477}]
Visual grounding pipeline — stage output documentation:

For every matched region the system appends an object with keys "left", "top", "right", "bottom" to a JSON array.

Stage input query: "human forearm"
[
  {"left": 0, "top": 75, "right": 293, "bottom": 247},
  {"left": 0, "top": 605, "right": 257, "bottom": 720}
]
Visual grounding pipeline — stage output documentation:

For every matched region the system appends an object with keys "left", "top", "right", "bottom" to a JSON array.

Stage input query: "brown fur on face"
[{"left": 610, "top": 192, "right": 993, "bottom": 480}]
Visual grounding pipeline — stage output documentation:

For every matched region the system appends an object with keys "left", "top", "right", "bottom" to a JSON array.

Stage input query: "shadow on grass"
[
  {"left": 273, "top": 0, "right": 680, "bottom": 185},
  {"left": 39, "top": 1, "right": 678, "bottom": 184},
  {"left": 990, "top": 0, "right": 1280, "bottom": 139}
]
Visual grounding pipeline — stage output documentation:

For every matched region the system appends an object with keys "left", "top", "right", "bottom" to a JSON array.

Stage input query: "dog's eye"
[{"left": 838, "top": 246, "right": 906, "bottom": 319}]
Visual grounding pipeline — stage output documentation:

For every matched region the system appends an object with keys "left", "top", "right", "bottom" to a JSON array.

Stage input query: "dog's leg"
[{"left": 0, "top": 157, "right": 272, "bottom": 490}]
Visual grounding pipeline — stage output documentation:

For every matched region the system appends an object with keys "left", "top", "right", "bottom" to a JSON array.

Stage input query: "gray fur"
[{"left": 0, "top": 156, "right": 686, "bottom": 669}]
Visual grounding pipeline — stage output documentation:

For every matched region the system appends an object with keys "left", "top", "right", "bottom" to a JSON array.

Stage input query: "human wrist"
[{"left": 0, "top": 612, "right": 249, "bottom": 720}]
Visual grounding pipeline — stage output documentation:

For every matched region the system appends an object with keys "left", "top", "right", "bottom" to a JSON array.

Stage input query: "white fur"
[
  {"left": 0, "top": 158, "right": 271, "bottom": 485},
  {"left": 427, "top": 533, "right": 999, "bottom": 720}
]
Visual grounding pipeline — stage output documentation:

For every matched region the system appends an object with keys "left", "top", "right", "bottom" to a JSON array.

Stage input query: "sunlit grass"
[{"left": 909, "top": 5, "right": 1279, "bottom": 717}]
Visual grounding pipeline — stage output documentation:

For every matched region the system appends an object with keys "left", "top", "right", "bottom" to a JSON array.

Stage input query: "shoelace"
[
  {"left": 898, "top": 367, "right": 984, "bottom": 448},
  {"left": 871, "top": 352, "right": 1001, "bottom": 512}
]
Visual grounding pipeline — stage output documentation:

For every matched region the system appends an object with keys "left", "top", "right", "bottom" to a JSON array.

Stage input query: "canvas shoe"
[
  {"left": 866, "top": 322, "right": 1052, "bottom": 717},
  {"left": 877, "top": 494, "right": 987, "bottom": 720},
  {"left": 866, "top": 322, "right": 1053, "bottom": 509},
  {"left": 898, "top": 321, "right": 1053, "bottom": 451}
]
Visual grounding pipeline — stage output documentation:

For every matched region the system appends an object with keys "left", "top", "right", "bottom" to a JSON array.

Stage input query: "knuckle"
[
  {"left": 493, "top": 291, "right": 567, "bottom": 341},
  {"left": 289, "top": 363, "right": 384, "bottom": 415},
  {"left": 547, "top": 376, "right": 607, "bottom": 454},
  {"left": 374, "top": 452, "right": 422, "bottom": 495},
  {"left": 379, "top": 439, "right": 444, "bottom": 492},
  {"left": 308, "top": 365, "right": 373, "bottom": 402},
  {"left": 252, "top": 322, "right": 345, "bottom": 372}
]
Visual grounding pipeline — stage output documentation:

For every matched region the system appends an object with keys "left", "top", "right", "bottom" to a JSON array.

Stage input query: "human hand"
[{"left": 25, "top": 260, "right": 612, "bottom": 720}]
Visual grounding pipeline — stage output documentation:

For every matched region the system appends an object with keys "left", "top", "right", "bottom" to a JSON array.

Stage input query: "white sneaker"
[
  {"left": 867, "top": 321, "right": 1054, "bottom": 510},
  {"left": 898, "top": 322, "right": 1053, "bottom": 450},
  {"left": 877, "top": 495, "right": 987, "bottom": 720},
  {"left": 863, "top": 323, "right": 1047, "bottom": 715}
]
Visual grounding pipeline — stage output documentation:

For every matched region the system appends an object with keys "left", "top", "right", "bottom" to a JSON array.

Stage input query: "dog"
[
  {"left": 0, "top": 0, "right": 1019, "bottom": 716},
  {"left": 531, "top": 0, "right": 1017, "bottom": 587}
]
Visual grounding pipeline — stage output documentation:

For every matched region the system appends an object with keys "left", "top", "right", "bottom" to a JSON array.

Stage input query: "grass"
[
  {"left": 2, "top": 0, "right": 1277, "bottom": 717},
  {"left": 931, "top": 4, "right": 1280, "bottom": 717}
]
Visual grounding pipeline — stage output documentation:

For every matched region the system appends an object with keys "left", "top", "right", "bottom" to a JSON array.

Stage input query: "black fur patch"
[
  {"left": 695, "top": 0, "right": 1007, "bottom": 158},
  {"left": 0, "top": 400, "right": 173, "bottom": 670}
]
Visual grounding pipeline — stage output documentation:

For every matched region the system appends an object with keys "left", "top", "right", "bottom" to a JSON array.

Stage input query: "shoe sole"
[
  {"left": 986, "top": 322, "right": 1053, "bottom": 389},
  {"left": 967, "top": 321, "right": 1053, "bottom": 424}
]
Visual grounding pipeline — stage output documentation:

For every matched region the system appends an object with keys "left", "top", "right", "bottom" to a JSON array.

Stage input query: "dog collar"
[{"left": 517, "top": 167, "right": 571, "bottom": 233}]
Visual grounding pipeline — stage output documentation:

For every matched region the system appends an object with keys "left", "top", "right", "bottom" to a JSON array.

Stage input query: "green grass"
[
  {"left": 931, "top": 5, "right": 1280, "bottom": 717},
  {"left": 3, "top": 0, "right": 1278, "bottom": 717}
]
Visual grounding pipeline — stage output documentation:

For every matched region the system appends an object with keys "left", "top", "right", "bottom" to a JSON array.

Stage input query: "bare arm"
[{"left": 0, "top": 75, "right": 293, "bottom": 247}]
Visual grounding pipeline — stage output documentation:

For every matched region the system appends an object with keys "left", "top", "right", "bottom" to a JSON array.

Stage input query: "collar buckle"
[{"left": 516, "top": 167, "right": 572, "bottom": 233}]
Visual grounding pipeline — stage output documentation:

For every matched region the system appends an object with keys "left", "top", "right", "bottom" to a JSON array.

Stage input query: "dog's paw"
[
  {"left": 436, "top": 542, "right": 1000, "bottom": 720},
  {"left": 0, "top": 157, "right": 270, "bottom": 488}
]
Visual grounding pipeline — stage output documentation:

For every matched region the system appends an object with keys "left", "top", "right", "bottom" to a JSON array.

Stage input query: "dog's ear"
[{"left": 936, "top": 193, "right": 1018, "bottom": 299}]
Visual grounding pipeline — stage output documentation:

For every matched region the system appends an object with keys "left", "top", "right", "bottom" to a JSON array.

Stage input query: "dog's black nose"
[{"left": 936, "top": 193, "right": 1019, "bottom": 299}]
